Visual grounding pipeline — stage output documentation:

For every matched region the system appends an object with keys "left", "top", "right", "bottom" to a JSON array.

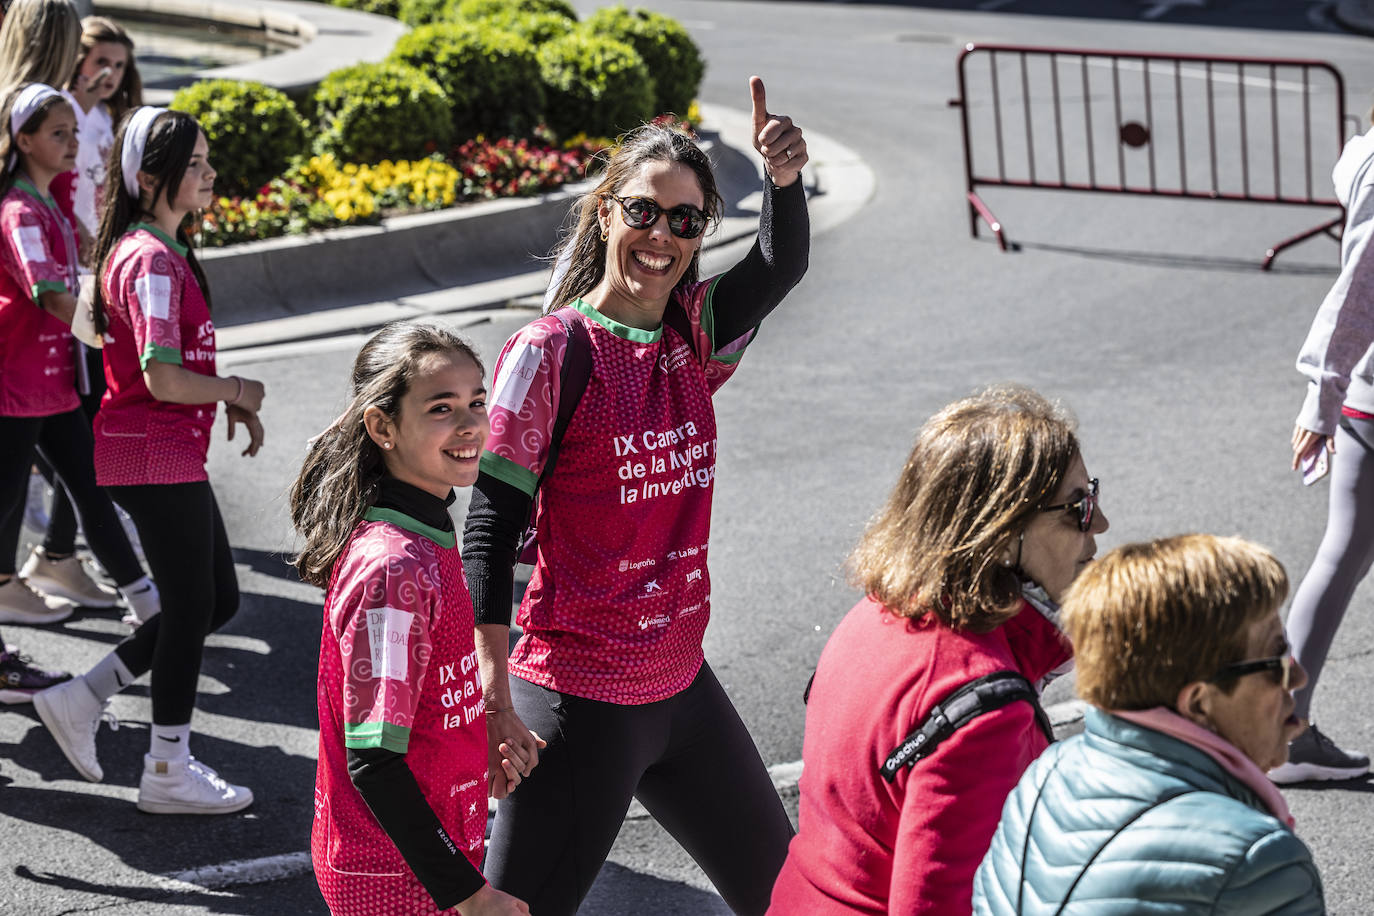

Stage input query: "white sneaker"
[
  {"left": 0, "top": 577, "right": 72, "bottom": 626},
  {"left": 33, "top": 676, "right": 109, "bottom": 782},
  {"left": 20, "top": 548, "right": 119, "bottom": 608},
  {"left": 137, "top": 755, "right": 254, "bottom": 815}
]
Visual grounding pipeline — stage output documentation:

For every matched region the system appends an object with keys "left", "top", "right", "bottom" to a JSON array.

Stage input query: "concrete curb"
[
  {"left": 202, "top": 180, "right": 593, "bottom": 324},
  {"left": 201, "top": 129, "right": 764, "bottom": 325},
  {"left": 214, "top": 103, "right": 876, "bottom": 352},
  {"left": 105, "top": 0, "right": 405, "bottom": 101}
]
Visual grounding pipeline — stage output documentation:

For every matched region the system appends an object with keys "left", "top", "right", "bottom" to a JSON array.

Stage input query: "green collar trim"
[
  {"left": 362, "top": 506, "right": 456, "bottom": 549},
  {"left": 13, "top": 177, "right": 55, "bottom": 208},
  {"left": 129, "top": 222, "right": 188, "bottom": 256},
  {"left": 572, "top": 299, "right": 662, "bottom": 343}
]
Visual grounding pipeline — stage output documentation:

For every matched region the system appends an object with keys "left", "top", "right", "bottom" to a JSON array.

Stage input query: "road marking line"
[
  {"left": 1141, "top": 0, "right": 1205, "bottom": 20},
  {"left": 163, "top": 851, "right": 313, "bottom": 891},
  {"left": 1087, "top": 57, "right": 1313, "bottom": 93}
]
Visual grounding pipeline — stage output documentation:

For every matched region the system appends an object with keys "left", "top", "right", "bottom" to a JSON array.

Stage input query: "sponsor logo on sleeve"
[
  {"left": 493, "top": 341, "right": 543, "bottom": 412},
  {"left": 13, "top": 226, "right": 46, "bottom": 263},
  {"left": 366, "top": 605, "right": 413, "bottom": 681},
  {"left": 134, "top": 272, "right": 173, "bottom": 320}
]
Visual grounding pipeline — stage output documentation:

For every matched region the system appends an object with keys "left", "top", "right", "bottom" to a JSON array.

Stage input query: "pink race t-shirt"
[
  {"left": 0, "top": 179, "right": 79, "bottom": 417},
  {"left": 94, "top": 224, "right": 217, "bottom": 485},
  {"left": 481, "top": 278, "right": 753, "bottom": 704},
  {"left": 313, "top": 512, "right": 488, "bottom": 915}
]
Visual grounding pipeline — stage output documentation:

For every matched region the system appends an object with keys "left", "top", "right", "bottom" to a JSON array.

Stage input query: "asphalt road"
[{"left": 5, "top": 0, "right": 1374, "bottom": 913}]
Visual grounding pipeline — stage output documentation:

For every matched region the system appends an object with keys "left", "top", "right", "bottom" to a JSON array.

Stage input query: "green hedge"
[
  {"left": 474, "top": 9, "right": 574, "bottom": 44},
  {"left": 397, "top": 0, "right": 448, "bottom": 24},
  {"left": 326, "top": 0, "right": 401, "bottom": 17},
  {"left": 453, "top": 0, "right": 576, "bottom": 20},
  {"left": 536, "top": 32, "right": 654, "bottom": 140},
  {"left": 170, "top": 80, "right": 308, "bottom": 196},
  {"left": 313, "top": 61, "right": 454, "bottom": 162},
  {"left": 583, "top": 6, "right": 703, "bottom": 118},
  {"left": 390, "top": 22, "right": 544, "bottom": 140}
]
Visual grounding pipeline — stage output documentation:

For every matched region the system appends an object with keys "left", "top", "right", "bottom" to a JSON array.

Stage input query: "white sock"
[
  {"left": 84, "top": 652, "right": 134, "bottom": 702},
  {"left": 119, "top": 576, "right": 161, "bottom": 623},
  {"left": 149, "top": 723, "right": 191, "bottom": 761}
]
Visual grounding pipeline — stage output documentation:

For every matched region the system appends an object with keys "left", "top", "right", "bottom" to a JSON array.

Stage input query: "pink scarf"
[{"left": 1110, "top": 707, "right": 1295, "bottom": 828}]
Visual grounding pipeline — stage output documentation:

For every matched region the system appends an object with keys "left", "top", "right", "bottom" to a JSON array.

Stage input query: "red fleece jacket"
[{"left": 767, "top": 596, "right": 1072, "bottom": 916}]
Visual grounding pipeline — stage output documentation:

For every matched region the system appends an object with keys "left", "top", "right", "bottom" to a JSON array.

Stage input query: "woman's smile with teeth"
[
  {"left": 634, "top": 251, "right": 672, "bottom": 271},
  {"left": 444, "top": 447, "right": 479, "bottom": 460}
]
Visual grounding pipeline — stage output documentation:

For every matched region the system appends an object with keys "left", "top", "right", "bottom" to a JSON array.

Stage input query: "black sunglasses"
[
  {"left": 604, "top": 194, "right": 708, "bottom": 240},
  {"left": 1041, "top": 478, "right": 1099, "bottom": 532},
  {"left": 1209, "top": 650, "right": 1297, "bottom": 691}
]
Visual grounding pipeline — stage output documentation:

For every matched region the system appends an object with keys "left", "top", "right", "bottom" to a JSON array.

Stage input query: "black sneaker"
[
  {"left": 0, "top": 650, "right": 72, "bottom": 704},
  {"left": 1269, "top": 724, "right": 1371, "bottom": 784}
]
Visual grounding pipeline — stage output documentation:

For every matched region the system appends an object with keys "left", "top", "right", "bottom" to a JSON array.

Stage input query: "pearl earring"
[{"left": 382, "top": 442, "right": 392, "bottom": 450}]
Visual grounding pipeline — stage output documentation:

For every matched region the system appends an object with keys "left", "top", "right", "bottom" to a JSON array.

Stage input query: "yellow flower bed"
[{"left": 296, "top": 153, "right": 461, "bottom": 220}]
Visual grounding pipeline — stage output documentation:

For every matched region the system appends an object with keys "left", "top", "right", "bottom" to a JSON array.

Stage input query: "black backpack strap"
[
  {"left": 517, "top": 309, "right": 591, "bottom": 562},
  {"left": 879, "top": 671, "right": 1053, "bottom": 783},
  {"left": 661, "top": 299, "right": 697, "bottom": 360},
  {"left": 542, "top": 307, "right": 592, "bottom": 485}
]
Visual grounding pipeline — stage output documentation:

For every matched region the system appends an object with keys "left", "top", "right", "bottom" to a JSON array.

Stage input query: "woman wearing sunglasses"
[
  {"left": 974, "top": 534, "right": 1324, "bottom": 915},
  {"left": 462, "top": 76, "right": 808, "bottom": 915},
  {"left": 768, "top": 386, "right": 1107, "bottom": 916}
]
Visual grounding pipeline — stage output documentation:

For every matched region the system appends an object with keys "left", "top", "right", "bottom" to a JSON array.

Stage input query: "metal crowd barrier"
[{"left": 949, "top": 44, "right": 1352, "bottom": 269}]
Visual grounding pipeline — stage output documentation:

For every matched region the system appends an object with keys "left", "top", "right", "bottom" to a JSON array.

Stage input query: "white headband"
[
  {"left": 121, "top": 106, "right": 167, "bottom": 196},
  {"left": 6, "top": 83, "right": 62, "bottom": 173}
]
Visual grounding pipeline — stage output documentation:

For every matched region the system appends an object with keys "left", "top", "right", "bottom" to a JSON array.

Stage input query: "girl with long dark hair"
[
  {"left": 34, "top": 107, "right": 265, "bottom": 814},
  {"left": 293, "top": 322, "right": 530, "bottom": 916}
]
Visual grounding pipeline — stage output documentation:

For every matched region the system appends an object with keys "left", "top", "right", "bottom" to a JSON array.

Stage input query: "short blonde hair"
[
  {"left": 1064, "top": 534, "right": 1288, "bottom": 710},
  {"left": 848, "top": 385, "right": 1079, "bottom": 633}
]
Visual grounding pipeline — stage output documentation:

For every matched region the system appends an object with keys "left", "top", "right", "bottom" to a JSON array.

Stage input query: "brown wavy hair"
[
  {"left": 69, "top": 16, "right": 142, "bottom": 123},
  {"left": 545, "top": 122, "right": 723, "bottom": 313},
  {"left": 1064, "top": 534, "right": 1288, "bottom": 709},
  {"left": 290, "top": 322, "right": 484, "bottom": 588},
  {"left": 848, "top": 385, "right": 1080, "bottom": 633}
]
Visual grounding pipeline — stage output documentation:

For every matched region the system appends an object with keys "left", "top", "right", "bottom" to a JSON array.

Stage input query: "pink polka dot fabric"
[
  {"left": 482, "top": 278, "right": 753, "bottom": 705},
  {"left": 94, "top": 226, "right": 217, "bottom": 486},
  {"left": 313, "top": 518, "right": 487, "bottom": 915}
]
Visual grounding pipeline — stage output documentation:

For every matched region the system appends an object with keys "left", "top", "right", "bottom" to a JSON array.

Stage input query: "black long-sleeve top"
[{"left": 346, "top": 478, "right": 485, "bottom": 910}]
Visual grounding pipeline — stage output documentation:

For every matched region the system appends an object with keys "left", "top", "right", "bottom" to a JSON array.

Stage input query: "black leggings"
[
  {"left": 107, "top": 481, "right": 238, "bottom": 725},
  {"left": 0, "top": 410, "right": 142, "bottom": 583},
  {"left": 485, "top": 664, "right": 794, "bottom": 916},
  {"left": 41, "top": 346, "right": 106, "bottom": 556}
]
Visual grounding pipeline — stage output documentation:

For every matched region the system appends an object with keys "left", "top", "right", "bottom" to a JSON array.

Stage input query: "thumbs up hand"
[{"left": 750, "top": 76, "right": 806, "bottom": 188}]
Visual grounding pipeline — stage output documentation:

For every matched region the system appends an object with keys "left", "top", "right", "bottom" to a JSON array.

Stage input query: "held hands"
[
  {"left": 456, "top": 883, "right": 531, "bottom": 916},
  {"left": 1291, "top": 424, "right": 1333, "bottom": 472},
  {"left": 486, "top": 707, "right": 546, "bottom": 800},
  {"left": 750, "top": 76, "right": 807, "bottom": 188}
]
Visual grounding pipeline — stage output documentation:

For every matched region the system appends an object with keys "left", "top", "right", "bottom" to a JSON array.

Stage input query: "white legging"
[{"left": 1287, "top": 415, "right": 1374, "bottom": 720}]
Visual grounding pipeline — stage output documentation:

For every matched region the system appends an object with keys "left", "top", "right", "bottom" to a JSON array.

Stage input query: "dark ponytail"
[{"left": 93, "top": 109, "right": 211, "bottom": 335}]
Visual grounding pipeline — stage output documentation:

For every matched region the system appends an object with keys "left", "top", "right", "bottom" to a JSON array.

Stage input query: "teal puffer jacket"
[{"left": 973, "top": 708, "right": 1325, "bottom": 915}]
